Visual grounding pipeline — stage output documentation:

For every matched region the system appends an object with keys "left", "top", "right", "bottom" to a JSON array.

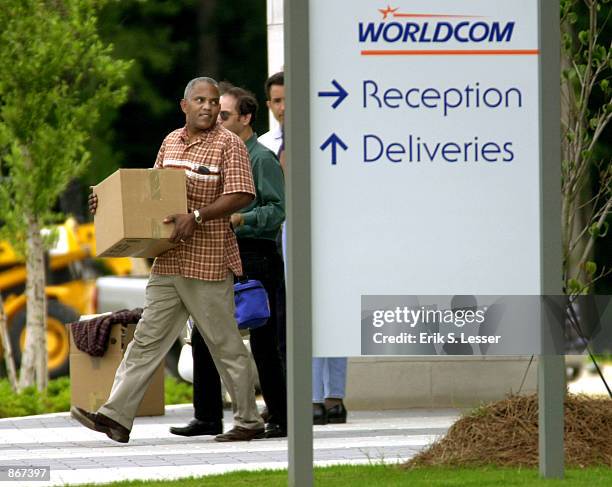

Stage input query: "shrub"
[{"left": 0, "top": 376, "right": 193, "bottom": 418}]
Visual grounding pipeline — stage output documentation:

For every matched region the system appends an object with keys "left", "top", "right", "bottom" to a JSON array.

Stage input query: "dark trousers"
[
  {"left": 192, "top": 238, "right": 287, "bottom": 427},
  {"left": 275, "top": 277, "right": 287, "bottom": 370}
]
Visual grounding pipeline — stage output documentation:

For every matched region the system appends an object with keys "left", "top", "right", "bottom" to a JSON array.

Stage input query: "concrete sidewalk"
[{"left": 0, "top": 405, "right": 459, "bottom": 486}]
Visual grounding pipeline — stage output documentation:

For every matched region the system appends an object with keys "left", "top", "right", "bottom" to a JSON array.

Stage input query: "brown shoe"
[
  {"left": 215, "top": 426, "right": 265, "bottom": 442},
  {"left": 70, "top": 407, "right": 130, "bottom": 443}
]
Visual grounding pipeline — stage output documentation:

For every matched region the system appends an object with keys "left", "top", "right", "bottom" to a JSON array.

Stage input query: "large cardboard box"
[
  {"left": 94, "top": 169, "right": 187, "bottom": 257},
  {"left": 69, "top": 322, "right": 165, "bottom": 417}
]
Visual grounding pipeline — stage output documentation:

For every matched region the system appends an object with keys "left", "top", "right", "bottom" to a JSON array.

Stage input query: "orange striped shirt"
[{"left": 151, "top": 124, "right": 255, "bottom": 281}]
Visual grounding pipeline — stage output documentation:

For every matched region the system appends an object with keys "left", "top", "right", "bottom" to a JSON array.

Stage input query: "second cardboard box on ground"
[{"left": 69, "top": 322, "right": 165, "bottom": 417}]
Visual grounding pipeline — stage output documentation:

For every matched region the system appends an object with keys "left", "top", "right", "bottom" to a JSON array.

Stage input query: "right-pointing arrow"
[
  {"left": 317, "top": 80, "right": 349, "bottom": 109},
  {"left": 320, "top": 133, "right": 348, "bottom": 165}
]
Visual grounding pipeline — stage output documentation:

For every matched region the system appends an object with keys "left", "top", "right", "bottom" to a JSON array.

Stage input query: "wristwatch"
[{"left": 193, "top": 209, "right": 203, "bottom": 225}]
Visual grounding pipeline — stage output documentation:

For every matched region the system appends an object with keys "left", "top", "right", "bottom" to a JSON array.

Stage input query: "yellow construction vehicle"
[{"left": 0, "top": 218, "right": 132, "bottom": 378}]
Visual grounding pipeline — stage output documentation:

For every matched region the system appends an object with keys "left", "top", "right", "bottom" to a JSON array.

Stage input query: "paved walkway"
[{"left": 0, "top": 405, "right": 459, "bottom": 486}]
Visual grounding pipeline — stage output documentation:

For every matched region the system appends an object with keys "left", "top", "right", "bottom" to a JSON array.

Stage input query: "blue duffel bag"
[{"left": 234, "top": 278, "right": 270, "bottom": 330}]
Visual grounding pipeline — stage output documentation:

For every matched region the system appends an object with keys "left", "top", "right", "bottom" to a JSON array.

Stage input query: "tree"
[
  {"left": 561, "top": 0, "right": 612, "bottom": 296},
  {"left": 0, "top": 0, "right": 130, "bottom": 391},
  {"left": 92, "top": 0, "right": 268, "bottom": 181},
  {"left": 90, "top": 0, "right": 198, "bottom": 185}
]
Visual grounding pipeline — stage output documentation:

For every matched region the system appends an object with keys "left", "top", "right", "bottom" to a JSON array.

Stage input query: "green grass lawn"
[{"left": 72, "top": 464, "right": 612, "bottom": 486}]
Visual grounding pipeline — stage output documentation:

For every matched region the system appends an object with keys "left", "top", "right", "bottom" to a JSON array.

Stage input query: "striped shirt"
[{"left": 151, "top": 124, "right": 255, "bottom": 281}]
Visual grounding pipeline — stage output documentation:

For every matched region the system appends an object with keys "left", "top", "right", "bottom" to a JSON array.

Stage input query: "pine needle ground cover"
[{"left": 406, "top": 394, "right": 612, "bottom": 468}]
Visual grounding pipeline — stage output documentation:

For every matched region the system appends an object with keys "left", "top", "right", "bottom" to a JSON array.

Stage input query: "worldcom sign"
[{"left": 309, "top": 1, "right": 543, "bottom": 356}]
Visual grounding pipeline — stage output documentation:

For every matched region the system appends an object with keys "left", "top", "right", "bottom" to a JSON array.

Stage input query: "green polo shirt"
[{"left": 234, "top": 133, "right": 285, "bottom": 241}]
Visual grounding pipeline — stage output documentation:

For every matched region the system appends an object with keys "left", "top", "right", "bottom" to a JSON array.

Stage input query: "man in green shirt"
[{"left": 170, "top": 86, "right": 288, "bottom": 439}]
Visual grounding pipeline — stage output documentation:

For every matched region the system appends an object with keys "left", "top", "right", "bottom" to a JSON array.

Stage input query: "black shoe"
[
  {"left": 326, "top": 402, "right": 347, "bottom": 424},
  {"left": 255, "top": 423, "right": 287, "bottom": 439},
  {"left": 215, "top": 426, "right": 265, "bottom": 442},
  {"left": 70, "top": 407, "right": 130, "bottom": 443},
  {"left": 313, "top": 403, "right": 328, "bottom": 425},
  {"left": 169, "top": 419, "right": 223, "bottom": 437}
]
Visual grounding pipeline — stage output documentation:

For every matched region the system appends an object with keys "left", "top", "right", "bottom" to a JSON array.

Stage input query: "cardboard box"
[
  {"left": 69, "top": 322, "right": 165, "bottom": 417},
  {"left": 94, "top": 169, "right": 187, "bottom": 257}
]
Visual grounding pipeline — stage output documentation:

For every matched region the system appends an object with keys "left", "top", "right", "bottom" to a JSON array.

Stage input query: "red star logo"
[{"left": 379, "top": 5, "right": 399, "bottom": 20}]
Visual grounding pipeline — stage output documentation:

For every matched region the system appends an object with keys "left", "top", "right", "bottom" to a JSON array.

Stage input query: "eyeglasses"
[{"left": 219, "top": 111, "right": 235, "bottom": 121}]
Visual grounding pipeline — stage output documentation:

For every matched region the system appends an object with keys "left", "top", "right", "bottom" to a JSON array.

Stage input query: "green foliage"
[
  {"left": 0, "top": 380, "right": 44, "bottom": 417},
  {"left": 0, "top": 376, "right": 191, "bottom": 418},
  {"left": 594, "top": 353, "right": 612, "bottom": 364},
  {"left": 100, "top": 1, "right": 192, "bottom": 117},
  {"left": 43, "top": 376, "right": 72, "bottom": 412},
  {"left": 0, "top": 0, "right": 130, "bottom": 251},
  {"left": 163, "top": 376, "right": 193, "bottom": 405},
  {"left": 561, "top": 0, "right": 612, "bottom": 294},
  {"left": 585, "top": 260, "right": 597, "bottom": 276},
  {"left": 214, "top": 0, "right": 269, "bottom": 125},
  {"left": 567, "top": 278, "right": 588, "bottom": 295},
  {"left": 89, "top": 0, "right": 199, "bottom": 185},
  {"left": 0, "top": 376, "right": 70, "bottom": 417},
  {"left": 89, "top": 0, "right": 268, "bottom": 184}
]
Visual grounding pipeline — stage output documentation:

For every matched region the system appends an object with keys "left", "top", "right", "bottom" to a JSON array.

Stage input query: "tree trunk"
[
  {"left": 197, "top": 0, "right": 219, "bottom": 78},
  {"left": 0, "top": 294, "right": 19, "bottom": 391},
  {"left": 18, "top": 216, "right": 48, "bottom": 391}
]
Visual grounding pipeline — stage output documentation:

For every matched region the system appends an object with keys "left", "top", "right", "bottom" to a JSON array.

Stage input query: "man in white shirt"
[{"left": 258, "top": 72, "right": 284, "bottom": 161}]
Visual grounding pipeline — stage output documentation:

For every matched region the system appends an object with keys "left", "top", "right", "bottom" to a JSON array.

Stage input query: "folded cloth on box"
[{"left": 70, "top": 308, "right": 143, "bottom": 357}]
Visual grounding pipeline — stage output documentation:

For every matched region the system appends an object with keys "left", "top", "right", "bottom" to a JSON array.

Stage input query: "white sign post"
[{"left": 285, "top": 1, "right": 562, "bottom": 484}]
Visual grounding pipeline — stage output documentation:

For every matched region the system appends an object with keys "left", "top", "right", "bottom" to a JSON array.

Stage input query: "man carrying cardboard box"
[
  {"left": 72, "top": 76, "right": 264, "bottom": 443},
  {"left": 171, "top": 86, "right": 288, "bottom": 440}
]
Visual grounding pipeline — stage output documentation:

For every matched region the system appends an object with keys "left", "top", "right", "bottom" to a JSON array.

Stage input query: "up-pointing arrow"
[
  {"left": 317, "top": 80, "right": 349, "bottom": 109},
  {"left": 320, "top": 134, "right": 348, "bottom": 165}
]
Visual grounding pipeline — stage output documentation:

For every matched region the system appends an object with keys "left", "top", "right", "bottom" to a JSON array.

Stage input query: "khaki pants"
[{"left": 98, "top": 273, "right": 262, "bottom": 431}]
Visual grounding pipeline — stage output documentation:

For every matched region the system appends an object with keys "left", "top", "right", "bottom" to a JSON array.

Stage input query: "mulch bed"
[{"left": 404, "top": 394, "right": 612, "bottom": 468}]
